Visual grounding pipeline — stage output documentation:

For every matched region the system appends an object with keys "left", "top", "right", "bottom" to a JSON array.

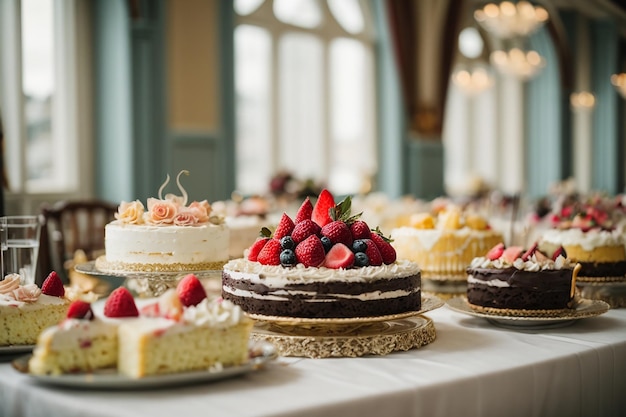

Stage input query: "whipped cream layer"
[
  {"left": 541, "top": 228, "right": 624, "bottom": 251},
  {"left": 223, "top": 258, "right": 420, "bottom": 284},
  {"left": 40, "top": 318, "right": 118, "bottom": 350},
  {"left": 0, "top": 292, "right": 68, "bottom": 310},
  {"left": 104, "top": 222, "right": 229, "bottom": 264}
]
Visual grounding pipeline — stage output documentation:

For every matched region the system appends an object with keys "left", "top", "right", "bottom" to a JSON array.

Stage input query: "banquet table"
[{"left": 1, "top": 305, "right": 625, "bottom": 417}]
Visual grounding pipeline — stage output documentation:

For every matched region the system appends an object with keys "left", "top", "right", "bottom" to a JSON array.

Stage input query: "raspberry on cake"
[
  {"left": 466, "top": 242, "right": 582, "bottom": 316},
  {"left": 0, "top": 271, "right": 71, "bottom": 347},
  {"left": 96, "top": 170, "right": 230, "bottom": 273},
  {"left": 222, "top": 189, "right": 422, "bottom": 319}
]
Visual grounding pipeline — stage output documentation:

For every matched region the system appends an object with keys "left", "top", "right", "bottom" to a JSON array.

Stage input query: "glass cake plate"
[
  {"left": 246, "top": 294, "right": 444, "bottom": 325},
  {"left": 446, "top": 297, "right": 610, "bottom": 330},
  {"left": 11, "top": 341, "right": 277, "bottom": 390}
]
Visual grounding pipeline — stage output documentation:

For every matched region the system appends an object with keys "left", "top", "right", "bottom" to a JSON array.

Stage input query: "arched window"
[{"left": 234, "top": 0, "right": 376, "bottom": 196}]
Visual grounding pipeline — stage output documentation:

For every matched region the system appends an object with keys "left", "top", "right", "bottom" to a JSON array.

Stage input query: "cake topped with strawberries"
[
  {"left": 466, "top": 242, "right": 581, "bottom": 316},
  {"left": 222, "top": 189, "right": 421, "bottom": 319},
  {"left": 29, "top": 275, "right": 253, "bottom": 378},
  {"left": 1, "top": 271, "right": 71, "bottom": 347}
]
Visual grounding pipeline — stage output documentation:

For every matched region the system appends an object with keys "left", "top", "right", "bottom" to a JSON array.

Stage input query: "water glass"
[{"left": 2, "top": 216, "right": 41, "bottom": 285}]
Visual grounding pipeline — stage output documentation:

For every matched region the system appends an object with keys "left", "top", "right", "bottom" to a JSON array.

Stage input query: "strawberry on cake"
[
  {"left": 466, "top": 242, "right": 581, "bottom": 316},
  {"left": 29, "top": 275, "right": 253, "bottom": 378},
  {"left": 222, "top": 189, "right": 422, "bottom": 319},
  {"left": 1, "top": 272, "right": 70, "bottom": 347}
]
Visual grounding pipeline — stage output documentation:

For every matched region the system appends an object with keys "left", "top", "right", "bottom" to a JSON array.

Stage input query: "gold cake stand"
[{"left": 249, "top": 295, "right": 443, "bottom": 358}]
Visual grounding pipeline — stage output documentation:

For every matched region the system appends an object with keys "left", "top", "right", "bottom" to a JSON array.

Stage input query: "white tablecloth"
[{"left": 1, "top": 306, "right": 625, "bottom": 417}]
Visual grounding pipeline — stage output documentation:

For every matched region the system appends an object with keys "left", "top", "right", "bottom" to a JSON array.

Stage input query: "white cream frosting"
[
  {"left": 104, "top": 222, "right": 230, "bottom": 265},
  {"left": 467, "top": 275, "right": 510, "bottom": 287},
  {"left": 223, "top": 258, "right": 420, "bottom": 284},
  {"left": 182, "top": 298, "right": 244, "bottom": 328},
  {"left": 40, "top": 318, "right": 119, "bottom": 350},
  {"left": 391, "top": 227, "right": 499, "bottom": 252},
  {"left": 469, "top": 254, "right": 572, "bottom": 271},
  {"left": 0, "top": 292, "right": 68, "bottom": 309},
  {"left": 541, "top": 228, "right": 624, "bottom": 251},
  {"left": 222, "top": 286, "right": 417, "bottom": 302}
]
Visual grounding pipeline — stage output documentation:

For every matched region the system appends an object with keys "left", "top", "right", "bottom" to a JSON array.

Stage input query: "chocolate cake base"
[
  {"left": 576, "top": 261, "right": 626, "bottom": 282},
  {"left": 222, "top": 271, "right": 421, "bottom": 319},
  {"left": 467, "top": 267, "right": 575, "bottom": 312}
]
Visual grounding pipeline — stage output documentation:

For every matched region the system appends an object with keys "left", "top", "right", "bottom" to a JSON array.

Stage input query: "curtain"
[{"left": 385, "top": 0, "right": 465, "bottom": 138}]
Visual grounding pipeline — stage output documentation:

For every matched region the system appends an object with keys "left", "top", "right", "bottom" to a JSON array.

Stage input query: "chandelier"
[
  {"left": 490, "top": 48, "right": 545, "bottom": 80},
  {"left": 611, "top": 73, "right": 626, "bottom": 99},
  {"left": 452, "top": 66, "right": 494, "bottom": 95},
  {"left": 474, "top": 1, "right": 549, "bottom": 39},
  {"left": 569, "top": 92, "right": 595, "bottom": 110}
]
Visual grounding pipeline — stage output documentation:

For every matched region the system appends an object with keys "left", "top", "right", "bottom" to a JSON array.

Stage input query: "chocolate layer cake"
[
  {"left": 466, "top": 243, "right": 580, "bottom": 316},
  {"left": 222, "top": 259, "right": 421, "bottom": 319},
  {"left": 467, "top": 267, "right": 576, "bottom": 312}
]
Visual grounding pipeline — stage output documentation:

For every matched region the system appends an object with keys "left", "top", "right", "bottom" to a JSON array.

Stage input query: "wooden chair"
[{"left": 37, "top": 199, "right": 118, "bottom": 285}]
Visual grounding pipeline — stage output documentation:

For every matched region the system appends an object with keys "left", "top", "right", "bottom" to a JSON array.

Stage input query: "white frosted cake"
[{"left": 96, "top": 171, "right": 230, "bottom": 272}]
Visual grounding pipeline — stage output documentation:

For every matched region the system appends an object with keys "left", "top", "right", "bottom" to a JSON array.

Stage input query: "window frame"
[
  {"left": 0, "top": 0, "right": 92, "bottom": 215},
  {"left": 233, "top": 0, "right": 377, "bottom": 196}
]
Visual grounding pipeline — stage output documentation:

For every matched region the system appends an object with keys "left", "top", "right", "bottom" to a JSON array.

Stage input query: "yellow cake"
[
  {"left": 0, "top": 274, "right": 70, "bottom": 346},
  {"left": 391, "top": 208, "right": 503, "bottom": 281},
  {"left": 118, "top": 297, "right": 253, "bottom": 378},
  {"left": 540, "top": 228, "right": 626, "bottom": 282},
  {"left": 28, "top": 276, "right": 253, "bottom": 378}
]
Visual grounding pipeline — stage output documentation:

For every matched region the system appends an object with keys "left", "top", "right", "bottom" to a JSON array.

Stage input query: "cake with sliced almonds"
[
  {"left": 466, "top": 242, "right": 581, "bottom": 316},
  {"left": 222, "top": 189, "right": 422, "bottom": 319}
]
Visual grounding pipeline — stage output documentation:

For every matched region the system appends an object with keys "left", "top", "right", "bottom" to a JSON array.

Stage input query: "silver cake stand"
[{"left": 248, "top": 295, "right": 443, "bottom": 358}]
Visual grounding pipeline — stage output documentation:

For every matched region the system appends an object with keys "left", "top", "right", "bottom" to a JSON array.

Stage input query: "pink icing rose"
[
  {"left": 146, "top": 198, "right": 178, "bottom": 224},
  {"left": 0, "top": 274, "right": 20, "bottom": 295},
  {"left": 115, "top": 200, "right": 145, "bottom": 224},
  {"left": 188, "top": 200, "right": 211, "bottom": 223},
  {"left": 174, "top": 209, "right": 199, "bottom": 226},
  {"left": 10, "top": 284, "right": 41, "bottom": 302}
]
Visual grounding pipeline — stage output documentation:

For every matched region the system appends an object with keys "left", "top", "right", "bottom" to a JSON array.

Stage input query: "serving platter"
[
  {"left": 11, "top": 341, "right": 277, "bottom": 390},
  {"left": 446, "top": 297, "right": 610, "bottom": 330}
]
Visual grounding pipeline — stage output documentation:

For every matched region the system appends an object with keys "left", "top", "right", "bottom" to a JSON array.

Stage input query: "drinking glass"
[{"left": 3, "top": 216, "right": 41, "bottom": 285}]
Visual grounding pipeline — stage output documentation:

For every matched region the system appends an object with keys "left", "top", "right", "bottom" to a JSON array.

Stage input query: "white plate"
[
  {"left": 12, "top": 341, "right": 277, "bottom": 390},
  {"left": 0, "top": 345, "right": 34, "bottom": 359},
  {"left": 446, "top": 297, "right": 610, "bottom": 330}
]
